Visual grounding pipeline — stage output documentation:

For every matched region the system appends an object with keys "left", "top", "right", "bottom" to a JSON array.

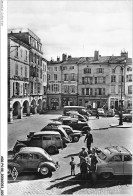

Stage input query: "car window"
[
  {"left": 34, "top": 154, "right": 40, "bottom": 159},
  {"left": 22, "top": 153, "right": 29, "bottom": 160},
  {"left": 42, "top": 136, "right": 51, "bottom": 140},
  {"left": 32, "top": 136, "right": 41, "bottom": 140},
  {"left": 110, "top": 155, "right": 122, "bottom": 162},
  {"left": 55, "top": 136, "right": 61, "bottom": 140},
  {"left": 28, "top": 153, "right": 34, "bottom": 160},
  {"left": 15, "top": 154, "right": 22, "bottom": 160},
  {"left": 124, "top": 155, "right": 132, "bottom": 161}
]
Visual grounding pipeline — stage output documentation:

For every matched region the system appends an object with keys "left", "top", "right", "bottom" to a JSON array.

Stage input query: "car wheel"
[
  {"left": 73, "top": 136, "right": 79, "bottom": 142},
  {"left": 101, "top": 172, "right": 112, "bottom": 179},
  {"left": 8, "top": 167, "right": 12, "bottom": 176},
  {"left": 47, "top": 146, "right": 57, "bottom": 154},
  {"left": 40, "top": 166, "right": 50, "bottom": 176}
]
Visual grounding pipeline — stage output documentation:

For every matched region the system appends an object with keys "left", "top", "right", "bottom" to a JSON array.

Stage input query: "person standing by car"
[
  {"left": 79, "top": 146, "right": 88, "bottom": 176},
  {"left": 90, "top": 148, "right": 98, "bottom": 172},
  {"left": 84, "top": 128, "right": 93, "bottom": 153},
  {"left": 96, "top": 109, "right": 99, "bottom": 119}
]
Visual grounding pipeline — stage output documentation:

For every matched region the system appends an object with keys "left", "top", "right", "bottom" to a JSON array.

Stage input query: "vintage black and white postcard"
[{"left": 1, "top": 0, "right": 133, "bottom": 195}]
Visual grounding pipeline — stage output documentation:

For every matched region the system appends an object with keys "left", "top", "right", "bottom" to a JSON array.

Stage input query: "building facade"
[{"left": 8, "top": 28, "right": 48, "bottom": 122}]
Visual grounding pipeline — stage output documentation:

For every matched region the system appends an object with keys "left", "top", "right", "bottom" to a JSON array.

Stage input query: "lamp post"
[{"left": 113, "top": 59, "right": 126, "bottom": 125}]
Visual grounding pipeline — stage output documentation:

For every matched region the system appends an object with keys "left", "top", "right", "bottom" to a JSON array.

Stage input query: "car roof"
[
  {"left": 19, "top": 147, "right": 46, "bottom": 154},
  {"left": 58, "top": 125, "right": 72, "bottom": 129},
  {"left": 64, "top": 106, "right": 85, "bottom": 109},
  {"left": 105, "top": 146, "right": 132, "bottom": 155},
  {"left": 47, "top": 121, "right": 62, "bottom": 125},
  {"left": 34, "top": 131, "right": 61, "bottom": 135}
]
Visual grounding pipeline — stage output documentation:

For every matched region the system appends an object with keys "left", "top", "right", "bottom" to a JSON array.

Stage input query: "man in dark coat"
[{"left": 84, "top": 128, "right": 93, "bottom": 153}]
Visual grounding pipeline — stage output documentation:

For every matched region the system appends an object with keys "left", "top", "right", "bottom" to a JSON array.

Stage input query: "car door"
[
  {"left": 14, "top": 153, "right": 28, "bottom": 171},
  {"left": 27, "top": 153, "right": 40, "bottom": 171},
  {"left": 123, "top": 155, "right": 132, "bottom": 175},
  {"left": 30, "top": 135, "right": 42, "bottom": 148},
  {"left": 42, "top": 135, "right": 52, "bottom": 149},
  {"left": 108, "top": 155, "right": 124, "bottom": 174}
]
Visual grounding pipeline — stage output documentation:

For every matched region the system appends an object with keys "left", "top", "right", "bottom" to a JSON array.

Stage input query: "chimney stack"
[
  {"left": 62, "top": 53, "right": 67, "bottom": 61},
  {"left": 57, "top": 56, "right": 60, "bottom": 62},
  {"left": 121, "top": 49, "right": 128, "bottom": 59},
  {"left": 94, "top": 50, "right": 99, "bottom": 61}
]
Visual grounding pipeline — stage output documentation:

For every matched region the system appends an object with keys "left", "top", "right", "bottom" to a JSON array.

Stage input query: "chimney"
[
  {"left": 68, "top": 55, "right": 72, "bottom": 60},
  {"left": 94, "top": 50, "right": 99, "bottom": 61},
  {"left": 62, "top": 53, "right": 67, "bottom": 61},
  {"left": 57, "top": 56, "right": 60, "bottom": 62},
  {"left": 121, "top": 49, "right": 128, "bottom": 59}
]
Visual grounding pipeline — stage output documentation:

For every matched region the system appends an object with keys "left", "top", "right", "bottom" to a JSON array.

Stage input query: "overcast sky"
[{"left": 8, "top": 0, "right": 132, "bottom": 60}]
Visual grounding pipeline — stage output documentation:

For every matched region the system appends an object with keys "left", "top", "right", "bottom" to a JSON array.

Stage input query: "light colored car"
[
  {"left": 97, "top": 108, "right": 104, "bottom": 116},
  {"left": 8, "top": 147, "right": 58, "bottom": 177},
  {"left": 88, "top": 146, "right": 132, "bottom": 179}
]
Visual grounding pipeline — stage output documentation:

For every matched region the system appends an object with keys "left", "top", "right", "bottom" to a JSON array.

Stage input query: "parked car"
[
  {"left": 97, "top": 108, "right": 105, "bottom": 116},
  {"left": 105, "top": 109, "right": 115, "bottom": 117},
  {"left": 66, "top": 111, "right": 88, "bottom": 122},
  {"left": 8, "top": 147, "right": 58, "bottom": 177},
  {"left": 58, "top": 125, "right": 82, "bottom": 142},
  {"left": 122, "top": 113, "right": 132, "bottom": 123},
  {"left": 88, "top": 146, "right": 132, "bottom": 179},
  {"left": 63, "top": 106, "right": 90, "bottom": 117},
  {"left": 62, "top": 118, "right": 90, "bottom": 134},
  {"left": 40, "top": 125, "right": 70, "bottom": 144},
  {"left": 13, "top": 131, "right": 63, "bottom": 155}
]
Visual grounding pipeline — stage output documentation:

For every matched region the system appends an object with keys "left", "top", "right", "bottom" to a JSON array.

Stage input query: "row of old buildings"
[{"left": 8, "top": 28, "right": 132, "bottom": 122}]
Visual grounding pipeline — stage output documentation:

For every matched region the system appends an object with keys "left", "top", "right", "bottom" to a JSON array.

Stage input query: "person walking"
[
  {"left": 69, "top": 156, "right": 76, "bottom": 176},
  {"left": 96, "top": 109, "right": 99, "bottom": 119},
  {"left": 84, "top": 128, "right": 93, "bottom": 153}
]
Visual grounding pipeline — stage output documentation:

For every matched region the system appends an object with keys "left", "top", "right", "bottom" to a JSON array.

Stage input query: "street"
[{"left": 8, "top": 111, "right": 133, "bottom": 195}]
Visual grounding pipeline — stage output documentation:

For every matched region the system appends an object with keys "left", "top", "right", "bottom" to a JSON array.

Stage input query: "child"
[{"left": 70, "top": 156, "right": 76, "bottom": 176}]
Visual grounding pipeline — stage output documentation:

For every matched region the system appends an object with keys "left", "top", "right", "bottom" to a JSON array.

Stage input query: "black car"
[
  {"left": 122, "top": 114, "right": 132, "bottom": 123},
  {"left": 62, "top": 118, "right": 90, "bottom": 134}
]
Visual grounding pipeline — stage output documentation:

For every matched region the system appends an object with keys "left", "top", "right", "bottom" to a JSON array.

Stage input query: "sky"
[{"left": 7, "top": 0, "right": 132, "bottom": 60}]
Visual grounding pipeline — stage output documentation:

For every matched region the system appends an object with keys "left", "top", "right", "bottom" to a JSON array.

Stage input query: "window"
[
  {"left": 128, "top": 85, "right": 132, "bottom": 94},
  {"left": 42, "top": 136, "right": 51, "bottom": 140},
  {"left": 47, "top": 74, "right": 50, "bottom": 80},
  {"left": 15, "top": 63, "right": 18, "bottom": 75},
  {"left": 16, "top": 154, "right": 22, "bottom": 160},
  {"left": 64, "top": 74, "right": 68, "bottom": 81},
  {"left": 25, "top": 67, "right": 27, "bottom": 77},
  {"left": 25, "top": 51, "right": 28, "bottom": 61},
  {"left": 70, "top": 66, "right": 74, "bottom": 70},
  {"left": 32, "top": 136, "right": 41, "bottom": 140},
  {"left": 111, "top": 155, "right": 122, "bottom": 162},
  {"left": 82, "top": 88, "right": 85, "bottom": 95},
  {"left": 54, "top": 74, "right": 57, "bottom": 80},
  {"left": 20, "top": 49, "right": 23, "bottom": 57},
  {"left": 111, "top": 75, "right": 116, "bottom": 82},
  {"left": 30, "top": 82, "right": 33, "bottom": 94},
  {"left": 63, "top": 66, "right": 67, "bottom": 70},
  {"left": 70, "top": 85, "right": 75, "bottom": 93},
  {"left": 21, "top": 66, "right": 23, "bottom": 76},
  {"left": 97, "top": 68, "right": 104, "bottom": 73},
  {"left": 53, "top": 84, "right": 59, "bottom": 92},
  {"left": 82, "top": 77, "right": 92, "bottom": 84},
  {"left": 95, "top": 77, "right": 97, "bottom": 84},
  {"left": 38, "top": 83, "right": 41, "bottom": 93},
  {"left": 40, "top": 68, "right": 42, "bottom": 79},
  {"left": 118, "top": 85, "right": 124, "bottom": 93},
  {"left": 84, "top": 68, "right": 91, "bottom": 74},
  {"left": 126, "top": 74, "right": 132, "bottom": 82},
  {"left": 54, "top": 67, "right": 57, "bottom": 71},
  {"left": 34, "top": 154, "right": 39, "bottom": 159},
  {"left": 111, "top": 85, "right": 116, "bottom": 93},
  {"left": 124, "top": 155, "right": 132, "bottom": 161},
  {"left": 127, "top": 67, "right": 132, "bottom": 71},
  {"left": 71, "top": 73, "right": 76, "bottom": 81},
  {"left": 86, "top": 88, "right": 89, "bottom": 95},
  {"left": 15, "top": 48, "right": 18, "bottom": 57},
  {"left": 98, "top": 77, "right": 105, "bottom": 84},
  {"left": 64, "top": 85, "right": 69, "bottom": 93}
]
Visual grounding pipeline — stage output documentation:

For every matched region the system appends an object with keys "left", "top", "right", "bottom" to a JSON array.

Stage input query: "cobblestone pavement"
[{"left": 7, "top": 112, "right": 133, "bottom": 195}]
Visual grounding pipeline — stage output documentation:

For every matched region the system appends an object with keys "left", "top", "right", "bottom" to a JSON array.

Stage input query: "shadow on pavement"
[
  {"left": 8, "top": 172, "right": 52, "bottom": 183},
  {"left": 46, "top": 174, "right": 132, "bottom": 194},
  {"left": 64, "top": 152, "right": 79, "bottom": 158},
  {"left": 50, "top": 175, "right": 71, "bottom": 182}
]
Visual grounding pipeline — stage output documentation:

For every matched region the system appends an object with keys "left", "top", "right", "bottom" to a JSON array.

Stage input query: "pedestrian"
[
  {"left": 84, "top": 128, "right": 93, "bottom": 153},
  {"left": 79, "top": 146, "right": 88, "bottom": 174},
  {"left": 90, "top": 148, "right": 98, "bottom": 172},
  {"left": 96, "top": 109, "right": 99, "bottom": 119},
  {"left": 69, "top": 156, "right": 76, "bottom": 176}
]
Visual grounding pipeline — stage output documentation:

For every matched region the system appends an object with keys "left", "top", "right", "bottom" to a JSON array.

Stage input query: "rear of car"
[{"left": 63, "top": 106, "right": 89, "bottom": 117}]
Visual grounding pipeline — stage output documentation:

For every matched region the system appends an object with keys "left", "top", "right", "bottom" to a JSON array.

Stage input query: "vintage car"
[
  {"left": 97, "top": 108, "right": 105, "bottom": 116},
  {"left": 13, "top": 131, "right": 63, "bottom": 155},
  {"left": 8, "top": 147, "right": 58, "bottom": 177},
  {"left": 62, "top": 118, "right": 90, "bottom": 134},
  {"left": 88, "top": 146, "right": 132, "bottom": 179},
  {"left": 66, "top": 111, "right": 88, "bottom": 122},
  {"left": 40, "top": 124, "right": 70, "bottom": 144},
  {"left": 58, "top": 125, "right": 82, "bottom": 142},
  {"left": 122, "top": 113, "right": 132, "bottom": 123}
]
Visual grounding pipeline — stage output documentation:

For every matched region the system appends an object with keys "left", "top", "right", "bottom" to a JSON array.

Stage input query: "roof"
[
  {"left": 105, "top": 146, "right": 132, "bottom": 155},
  {"left": 19, "top": 147, "right": 46, "bottom": 154},
  {"left": 34, "top": 131, "right": 61, "bottom": 135}
]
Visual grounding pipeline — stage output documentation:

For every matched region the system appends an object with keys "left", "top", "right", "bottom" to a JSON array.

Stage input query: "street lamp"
[{"left": 113, "top": 59, "right": 126, "bottom": 125}]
